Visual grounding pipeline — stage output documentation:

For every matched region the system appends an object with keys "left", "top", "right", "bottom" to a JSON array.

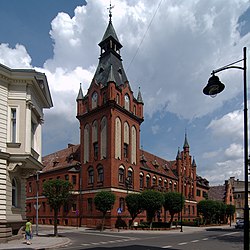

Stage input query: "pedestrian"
[{"left": 25, "top": 218, "right": 33, "bottom": 245}]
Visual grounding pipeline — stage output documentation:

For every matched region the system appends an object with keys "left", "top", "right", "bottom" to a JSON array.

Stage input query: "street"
[{"left": 54, "top": 225, "right": 244, "bottom": 250}]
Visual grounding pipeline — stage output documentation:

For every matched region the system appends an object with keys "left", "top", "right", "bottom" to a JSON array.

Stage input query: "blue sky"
[{"left": 1, "top": 0, "right": 250, "bottom": 185}]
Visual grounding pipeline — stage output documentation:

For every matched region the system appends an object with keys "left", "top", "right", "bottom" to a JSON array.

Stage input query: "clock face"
[
  {"left": 92, "top": 92, "right": 98, "bottom": 101},
  {"left": 125, "top": 94, "right": 129, "bottom": 102}
]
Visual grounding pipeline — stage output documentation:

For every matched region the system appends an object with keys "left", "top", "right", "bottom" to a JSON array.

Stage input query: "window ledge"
[
  {"left": 12, "top": 207, "right": 22, "bottom": 214},
  {"left": 7, "top": 142, "right": 21, "bottom": 148},
  {"left": 31, "top": 148, "right": 39, "bottom": 160}
]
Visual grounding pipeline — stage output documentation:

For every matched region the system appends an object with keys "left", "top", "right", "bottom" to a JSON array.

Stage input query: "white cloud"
[
  {"left": 1, "top": 0, "right": 250, "bottom": 185},
  {"left": 0, "top": 43, "right": 32, "bottom": 68},
  {"left": 151, "top": 125, "right": 160, "bottom": 135},
  {"left": 207, "top": 109, "right": 243, "bottom": 141},
  {"left": 224, "top": 143, "right": 243, "bottom": 159}
]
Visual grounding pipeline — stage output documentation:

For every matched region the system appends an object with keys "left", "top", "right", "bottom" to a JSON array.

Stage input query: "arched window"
[
  {"left": 88, "top": 167, "right": 94, "bottom": 184},
  {"left": 152, "top": 176, "right": 157, "bottom": 186},
  {"left": 12, "top": 178, "right": 18, "bottom": 207},
  {"left": 139, "top": 172, "right": 144, "bottom": 189},
  {"left": 124, "top": 94, "right": 130, "bottom": 111},
  {"left": 131, "top": 126, "right": 137, "bottom": 164},
  {"left": 127, "top": 167, "right": 133, "bottom": 188},
  {"left": 118, "top": 165, "right": 125, "bottom": 183},
  {"left": 174, "top": 182, "right": 177, "bottom": 192},
  {"left": 92, "top": 92, "right": 98, "bottom": 109},
  {"left": 84, "top": 124, "right": 90, "bottom": 163},
  {"left": 101, "top": 117, "right": 107, "bottom": 159},
  {"left": 92, "top": 120, "right": 98, "bottom": 160},
  {"left": 164, "top": 179, "right": 168, "bottom": 191},
  {"left": 124, "top": 122, "right": 129, "bottom": 159},
  {"left": 159, "top": 178, "right": 162, "bottom": 188},
  {"left": 97, "top": 165, "right": 104, "bottom": 183},
  {"left": 115, "top": 117, "right": 121, "bottom": 159},
  {"left": 169, "top": 181, "right": 173, "bottom": 191},
  {"left": 146, "top": 174, "right": 150, "bottom": 188}
]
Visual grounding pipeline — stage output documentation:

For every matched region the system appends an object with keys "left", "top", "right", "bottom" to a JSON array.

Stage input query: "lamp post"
[
  {"left": 36, "top": 170, "right": 43, "bottom": 236},
  {"left": 203, "top": 47, "right": 249, "bottom": 250},
  {"left": 180, "top": 184, "right": 183, "bottom": 232}
]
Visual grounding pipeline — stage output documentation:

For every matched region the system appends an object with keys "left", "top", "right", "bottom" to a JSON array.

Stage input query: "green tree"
[
  {"left": 140, "top": 190, "right": 164, "bottom": 229},
  {"left": 226, "top": 204, "right": 236, "bottom": 225},
  {"left": 94, "top": 191, "right": 116, "bottom": 231},
  {"left": 214, "top": 201, "right": 226, "bottom": 224},
  {"left": 125, "top": 193, "right": 142, "bottom": 227},
  {"left": 43, "top": 179, "right": 73, "bottom": 236},
  {"left": 163, "top": 192, "right": 184, "bottom": 225},
  {"left": 197, "top": 200, "right": 222, "bottom": 225}
]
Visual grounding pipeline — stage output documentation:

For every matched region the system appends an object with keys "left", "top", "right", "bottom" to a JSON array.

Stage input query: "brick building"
[
  {"left": 209, "top": 177, "right": 250, "bottom": 221},
  {"left": 26, "top": 14, "right": 209, "bottom": 228}
]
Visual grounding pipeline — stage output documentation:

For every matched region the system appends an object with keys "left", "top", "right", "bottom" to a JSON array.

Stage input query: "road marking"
[
  {"left": 81, "top": 237, "right": 138, "bottom": 247},
  {"left": 83, "top": 232, "right": 133, "bottom": 238},
  {"left": 222, "top": 232, "right": 239, "bottom": 236},
  {"left": 178, "top": 242, "right": 188, "bottom": 245},
  {"left": 162, "top": 246, "right": 173, "bottom": 248},
  {"left": 202, "top": 238, "right": 209, "bottom": 241},
  {"left": 191, "top": 240, "right": 199, "bottom": 243}
]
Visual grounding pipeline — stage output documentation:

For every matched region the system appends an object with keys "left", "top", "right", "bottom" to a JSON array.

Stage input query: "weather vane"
[{"left": 107, "top": 0, "right": 114, "bottom": 22}]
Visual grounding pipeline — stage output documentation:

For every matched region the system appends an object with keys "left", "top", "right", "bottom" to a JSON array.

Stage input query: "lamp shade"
[{"left": 203, "top": 74, "right": 225, "bottom": 96}]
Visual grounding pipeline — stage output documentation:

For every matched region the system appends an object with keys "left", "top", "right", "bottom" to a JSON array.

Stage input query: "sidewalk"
[{"left": 0, "top": 231, "right": 71, "bottom": 250}]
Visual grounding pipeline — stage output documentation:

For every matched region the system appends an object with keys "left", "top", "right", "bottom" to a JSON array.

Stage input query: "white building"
[{"left": 0, "top": 63, "right": 52, "bottom": 240}]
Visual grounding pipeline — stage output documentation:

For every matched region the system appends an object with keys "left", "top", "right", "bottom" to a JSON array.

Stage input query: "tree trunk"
[
  {"left": 101, "top": 212, "right": 106, "bottom": 231},
  {"left": 54, "top": 209, "right": 58, "bottom": 236}
]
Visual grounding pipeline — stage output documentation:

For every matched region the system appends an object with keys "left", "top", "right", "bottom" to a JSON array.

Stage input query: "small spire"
[
  {"left": 176, "top": 147, "right": 181, "bottom": 160},
  {"left": 183, "top": 131, "right": 189, "bottom": 148},
  {"left": 192, "top": 157, "right": 197, "bottom": 167},
  {"left": 76, "top": 83, "right": 84, "bottom": 100},
  {"left": 137, "top": 87, "right": 144, "bottom": 104}
]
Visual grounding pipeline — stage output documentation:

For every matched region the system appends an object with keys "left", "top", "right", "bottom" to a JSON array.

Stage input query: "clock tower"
[{"left": 76, "top": 11, "right": 144, "bottom": 227}]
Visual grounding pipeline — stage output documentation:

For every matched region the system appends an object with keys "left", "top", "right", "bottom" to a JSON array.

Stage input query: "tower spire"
[{"left": 183, "top": 130, "right": 189, "bottom": 149}]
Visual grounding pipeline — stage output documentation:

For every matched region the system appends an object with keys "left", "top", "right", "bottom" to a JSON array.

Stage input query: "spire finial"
[{"left": 107, "top": 1, "right": 114, "bottom": 23}]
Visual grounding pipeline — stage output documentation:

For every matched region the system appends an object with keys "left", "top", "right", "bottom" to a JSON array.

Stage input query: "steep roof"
[
  {"left": 92, "top": 19, "right": 128, "bottom": 87},
  {"left": 42, "top": 144, "right": 80, "bottom": 173},
  {"left": 99, "top": 21, "right": 120, "bottom": 45},
  {"left": 208, "top": 185, "right": 225, "bottom": 202},
  {"left": 139, "top": 149, "right": 177, "bottom": 180}
]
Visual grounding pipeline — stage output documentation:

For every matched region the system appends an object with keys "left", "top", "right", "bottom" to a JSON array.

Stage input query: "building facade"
[
  {"left": 26, "top": 15, "right": 209, "bottom": 228},
  {"left": 208, "top": 177, "right": 250, "bottom": 223},
  {"left": 0, "top": 63, "right": 52, "bottom": 240}
]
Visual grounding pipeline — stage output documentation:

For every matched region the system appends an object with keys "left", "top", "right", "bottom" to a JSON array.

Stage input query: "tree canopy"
[
  {"left": 94, "top": 191, "right": 116, "bottom": 231},
  {"left": 163, "top": 192, "right": 184, "bottom": 224},
  {"left": 125, "top": 193, "right": 142, "bottom": 227},
  {"left": 140, "top": 190, "right": 164, "bottom": 228},
  {"left": 43, "top": 179, "right": 73, "bottom": 236}
]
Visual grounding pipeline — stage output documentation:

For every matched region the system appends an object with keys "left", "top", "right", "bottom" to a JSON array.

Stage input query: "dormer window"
[
  {"left": 92, "top": 92, "right": 98, "bottom": 109},
  {"left": 152, "top": 159, "right": 159, "bottom": 168}
]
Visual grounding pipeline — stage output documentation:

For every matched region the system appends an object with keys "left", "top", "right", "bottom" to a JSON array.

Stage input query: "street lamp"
[
  {"left": 36, "top": 170, "right": 43, "bottom": 236},
  {"left": 203, "top": 47, "right": 249, "bottom": 250}
]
